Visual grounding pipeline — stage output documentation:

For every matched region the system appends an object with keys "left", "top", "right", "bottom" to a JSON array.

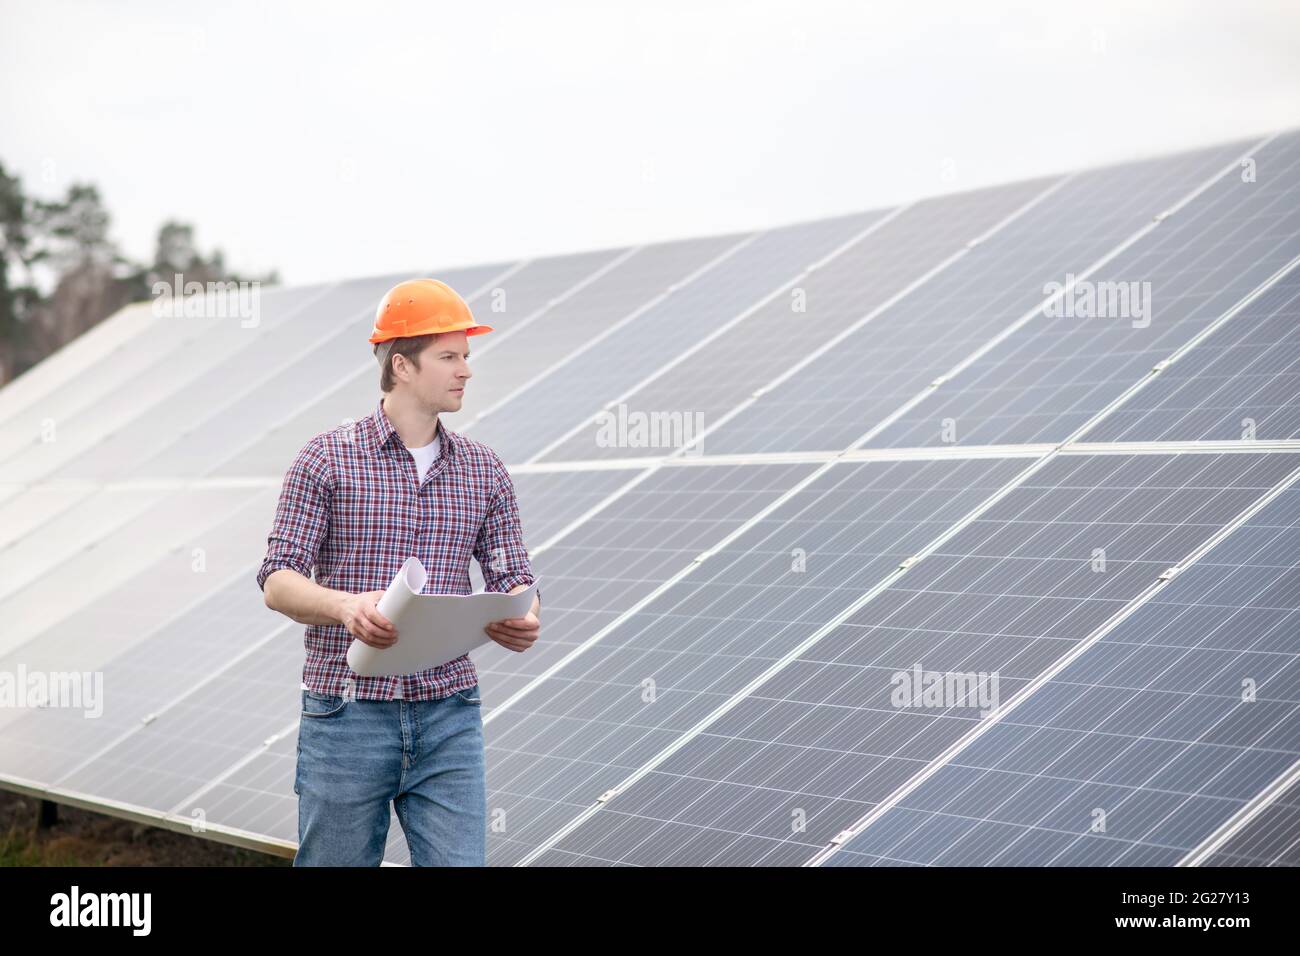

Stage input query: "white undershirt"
[
  {"left": 406, "top": 432, "right": 442, "bottom": 484},
  {"left": 300, "top": 431, "right": 442, "bottom": 700}
]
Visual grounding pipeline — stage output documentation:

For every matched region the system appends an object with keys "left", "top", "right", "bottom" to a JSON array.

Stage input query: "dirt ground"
[{"left": 0, "top": 789, "right": 289, "bottom": 866}]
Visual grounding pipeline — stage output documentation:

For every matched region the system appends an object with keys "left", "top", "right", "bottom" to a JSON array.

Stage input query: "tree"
[
  {"left": 0, "top": 165, "right": 279, "bottom": 386},
  {"left": 0, "top": 163, "right": 43, "bottom": 384}
]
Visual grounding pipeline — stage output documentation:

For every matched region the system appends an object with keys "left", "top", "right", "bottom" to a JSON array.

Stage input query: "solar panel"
[
  {"left": 1081, "top": 260, "right": 1300, "bottom": 442},
  {"left": 0, "top": 282, "right": 343, "bottom": 482},
  {"left": 0, "top": 484, "right": 102, "bottom": 553},
  {"left": 536, "top": 176, "right": 1061, "bottom": 463},
  {"left": 0, "top": 487, "right": 281, "bottom": 760},
  {"left": 522, "top": 451, "right": 1300, "bottom": 865},
  {"left": 53, "top": 637, "right": 301, "bottom": 813},
  {"left": 867, "top": 131, "right": 1300, "bottom": 449},
  {"left": 461, "top": 210, "right": 889, "bottom": 464},
  {"left": 52, "top": 277, "right": 410, "bottom": 483},
  {"left": 0, "top": 482, "right": 24, "bottom": 509},
  {"left": 442, "top": 233, "right": 753, "bottom": 421},
  {"left": 213, "top": 249, "right": 629, "bottom": 477},
  {"left": 482, "top": 455, "right": 1037, "bottom": 865},
  {"left": 0, "top": 297, "right": 161, "bottom": 424},
  {"left": 497, "top": 468, "right": 645, "bottom": 547},
  {"left": 699, "top": 140, "right": 1259, "bottom": 455},
  {"left": 1198, "top": 773, "right": 1300, "bottom": 866},
  {"left": 472, "top": 461, "right": 818, "bottom": 710},
  {"left": 0, "top": 300, "right": 159, "bottom": 454},
  {"left": 821, "top": 474, "right": 1300, "bottom": 866},
  {"left": 0, "top": 566, "right": 289, "bottom": 786},
  {"left": 0, "top": 486, "right": 266, "bottom": 659},
  {"left": 0, "top": 284, "right": 328, "bottom": 431},
  {"left": 172, "top": 729, "right": 300, "bottom": 850},
  {"left": 2, "top": 129, "right": 1299, "bottom": 870}
]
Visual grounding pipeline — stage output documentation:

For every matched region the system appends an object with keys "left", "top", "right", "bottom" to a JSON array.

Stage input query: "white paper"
[{"left": 345, "top": 556, "right": 539, "bottom": 677}]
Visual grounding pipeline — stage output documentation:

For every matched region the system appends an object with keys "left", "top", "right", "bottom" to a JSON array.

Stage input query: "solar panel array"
[{"left": 2, "top": 128, "right": 1299, "bottom": 867}]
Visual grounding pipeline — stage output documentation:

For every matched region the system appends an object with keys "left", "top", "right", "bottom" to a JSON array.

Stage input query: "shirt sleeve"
[
  {"left": 256, "top": 436, "right": 333, "bottom": 592},
  {"left": 473, "top": 453, "right": 540, "bottom": 610}
]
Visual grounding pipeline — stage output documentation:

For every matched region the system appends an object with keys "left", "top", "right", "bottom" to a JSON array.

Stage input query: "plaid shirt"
[{"left": 256, "top": 395, "right": 539, "bottom": 701}]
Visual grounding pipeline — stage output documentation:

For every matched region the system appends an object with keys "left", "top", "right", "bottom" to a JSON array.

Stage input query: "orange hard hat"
[{"left": 368, "top": 278, "right": 494, "bottom": 344}]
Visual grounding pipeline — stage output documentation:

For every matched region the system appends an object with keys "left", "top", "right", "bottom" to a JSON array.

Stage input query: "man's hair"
[{"left": 375, "top": 334, "right": 440, "bottom": 392}]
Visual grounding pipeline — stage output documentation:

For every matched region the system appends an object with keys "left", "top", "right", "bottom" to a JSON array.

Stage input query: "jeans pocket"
[
  {"left": 301, "top": 690, "right": 349, "bottom": 718},
  {"left": 452, "top": 684, "right": 482, "bottom": 706}
]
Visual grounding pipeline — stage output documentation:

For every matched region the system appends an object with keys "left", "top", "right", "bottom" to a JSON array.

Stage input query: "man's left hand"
[{"left": 485, "top": 587, "right": 540, "bottom": 652}]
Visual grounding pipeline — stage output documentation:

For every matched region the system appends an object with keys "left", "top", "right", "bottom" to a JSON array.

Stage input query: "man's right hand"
[{"left": 339, "top": 590, "right": 399, "bottom": 648}]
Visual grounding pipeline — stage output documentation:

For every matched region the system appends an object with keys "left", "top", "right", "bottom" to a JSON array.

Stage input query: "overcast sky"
[{"left": 3, "top": 0, "right": 1298, "bottom": 287}]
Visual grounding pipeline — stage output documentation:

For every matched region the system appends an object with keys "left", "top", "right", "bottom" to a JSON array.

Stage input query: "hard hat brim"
[{"left": 368, "top": 322, "right": 494, "bottom": 344}]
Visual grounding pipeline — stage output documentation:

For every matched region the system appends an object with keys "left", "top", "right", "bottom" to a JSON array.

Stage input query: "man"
[{"left": 257, "top": 277, "right": 541, "bottom": 867}]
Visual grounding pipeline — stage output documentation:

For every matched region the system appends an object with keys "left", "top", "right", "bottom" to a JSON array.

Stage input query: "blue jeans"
[{"left": 293, "top": 684, "right": 486, "bottom": 866}]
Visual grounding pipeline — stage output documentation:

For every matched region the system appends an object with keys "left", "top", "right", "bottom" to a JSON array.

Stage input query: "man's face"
[{"left": 402, "top": 331, "right": 473, "bottom": 412}]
